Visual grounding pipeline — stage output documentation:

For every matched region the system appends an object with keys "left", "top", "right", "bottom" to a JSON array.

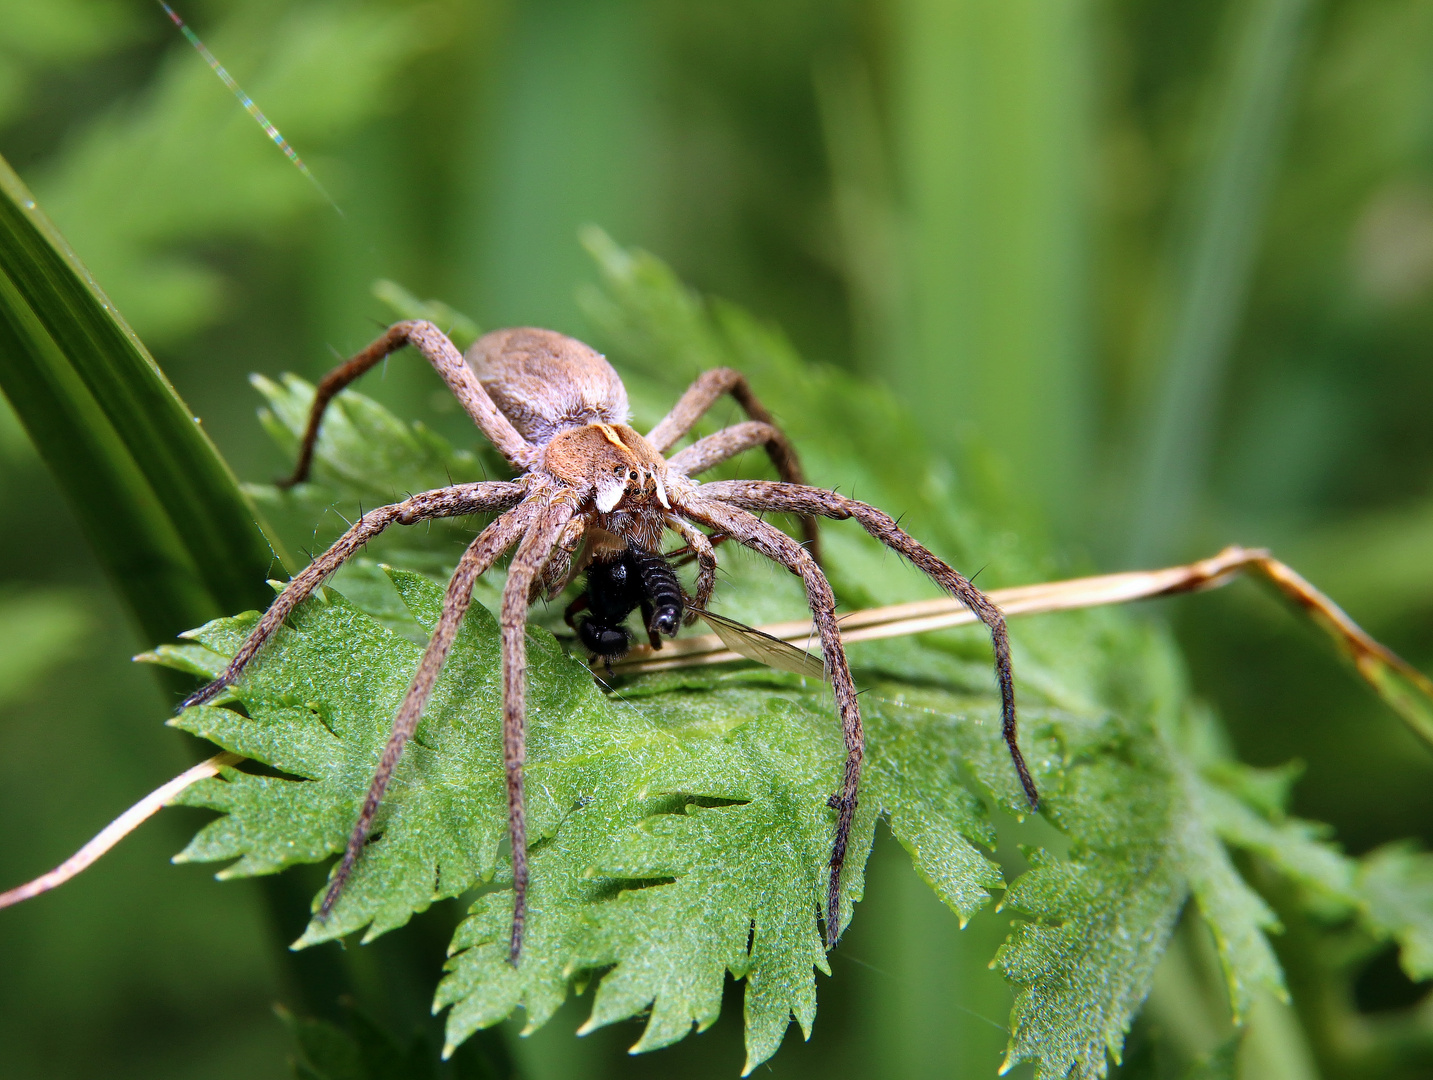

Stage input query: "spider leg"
[
  {"left": 318, "top": 496, "right": 542, "bottom": 922},
  {"left": 498, "top": 500, "right": 581, "bottom": 963},
  {"left": 665, "top": 516, "right": 717, "bottom": 623},
  {"left": 667, "top": 420, "right": 822, "bottom": 564},
  {"left": 698, "top": 479, "right": 1037, "bottom": 810},
  {"left": 535, "top": 515, "right": 586, "bottom": 602},
  {"left": 281, "top": 321, "right": 534, "bottom": 487},
  {"left": 677, "top": 497, "right": 860, "bottom": 949},
  {"left": 646, "top": 370, "right": 820, "bottom": 560},
  {"left": 179, "top": 481, "right": 526, "bottom": 711},
  {"left": 666, "top": 420, "right": 796, "bottom": 479}
]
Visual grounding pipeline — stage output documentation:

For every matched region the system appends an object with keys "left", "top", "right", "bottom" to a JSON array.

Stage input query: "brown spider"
[{"left": 181, "top": 321, "right": 1036, "bottom": 963}]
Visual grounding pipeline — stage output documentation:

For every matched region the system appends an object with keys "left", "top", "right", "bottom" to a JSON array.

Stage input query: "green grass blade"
[
  {"left": 890, "top": 0, "right": 1092, "bottom": 536},
  {"left": 0, "top": 155, "right": 285, "bottom": 643},
  {"left": 1126, "top": 0, "right": 1314, "bottom": 565}
]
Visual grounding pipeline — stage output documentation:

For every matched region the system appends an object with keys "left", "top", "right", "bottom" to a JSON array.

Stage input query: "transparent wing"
[{"left": 690, "top": 607, "right": 828, "bottom": 681}]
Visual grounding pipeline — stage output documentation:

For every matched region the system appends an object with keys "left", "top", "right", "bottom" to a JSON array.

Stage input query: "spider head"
[{"left": 542, "top": 423, "right": 670, "bottom": 513}]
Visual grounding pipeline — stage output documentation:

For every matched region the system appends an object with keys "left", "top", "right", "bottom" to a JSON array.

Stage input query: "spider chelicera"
[{"left": 181, "top": 321, "right": 1036, "bottom": 962}]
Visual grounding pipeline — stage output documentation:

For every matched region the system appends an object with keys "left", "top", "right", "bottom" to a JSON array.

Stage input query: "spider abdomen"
[{"left": 465, "top": 328, "right": 629, "bottom": 444}]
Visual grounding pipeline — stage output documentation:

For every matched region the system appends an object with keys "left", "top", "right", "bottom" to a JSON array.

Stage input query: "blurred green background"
[{"left": 2, "top": 0, "right": 1433, "bottom": 1076}]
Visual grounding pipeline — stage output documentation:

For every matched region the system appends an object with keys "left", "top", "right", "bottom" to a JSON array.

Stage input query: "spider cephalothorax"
[{"left": 181, "top": 320, "right": 1035, "bottom": 962}]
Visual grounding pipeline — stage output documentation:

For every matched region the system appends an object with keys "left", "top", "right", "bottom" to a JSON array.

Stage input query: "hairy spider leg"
[
  {"left": 498, "top": 500, "right": 581, "bottom": 961},
  {"left": 179, "top": 481, "right": 526, "bottom": 711},
  {"left": 678, "top": 498, "right": 860, "bottom": 947},
  {"left": 646, "top": 369, "right": 822, "bottom": 561},
  {"left": 699, "top": 480, "right": 1037, "bottom": 810},
  {"left": 319, "top": 498, "right": 541, "bottom": 924},
  {"left": 664, "top": 517, "right": 718, "bottom": 619},
  {"left": 280, "top": 320, "right": 534, "bottom": 488},
  {"left": 668, "top": 420, "right": 794, "bottom": 479}
]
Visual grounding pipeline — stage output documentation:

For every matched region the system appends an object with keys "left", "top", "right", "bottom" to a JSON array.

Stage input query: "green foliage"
[
  {"left": 34, "top": 0, "right": 440, "bottom": 344},
  {"left": 246, "top": 371, "right": 510, "bottom": 638},
  {"left": 4, "top": 0, "right": 1432, "bottom": 1078},
  {"left": 1359, "top": 844, "right": 1433, "bottom": 981},
  {"left": 138, "top": 243, "right": 1433, "bottom": 1077},
  {"left": 372, "top": 279, "right": 481, "bottom": 353},
  {"left": 1205, "top": 765, "right": 1433, "bottom": 983},
  {"left": 0, "top": 154, "right": 282, "bottom": 643},
  {"left": 1187, "top": 1036, "right": 1244, "bottom": 1080},
  {"left": 252, "top": 372, "right": 492, "bottom": 504},
  {"left": 152, "top": 565, "right": 883, "bottom": 1071},
  {"left": 0, "top": 589, "right": 88, "bottom": 709},
  {"left": 0, "top": 0, "right": 134, "bottom": 127},
  {"left": 280, "top": 1003, "right": 432, "bottom": 1080},
  {"left": 278, "top": 999, "right": 514, "bottom": 1080}
]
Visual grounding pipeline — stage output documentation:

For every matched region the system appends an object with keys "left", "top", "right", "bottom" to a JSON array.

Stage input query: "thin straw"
[{"left": 0, "top": 752, "right": 242, "bottom": 909}]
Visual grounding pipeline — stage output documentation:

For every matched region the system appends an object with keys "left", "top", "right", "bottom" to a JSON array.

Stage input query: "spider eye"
[
  {"left": 612, "top": 465, "right": 624, "bottom": 475},
  {"left": 628, "top": 470, "right": 638, "bottom": 482}
]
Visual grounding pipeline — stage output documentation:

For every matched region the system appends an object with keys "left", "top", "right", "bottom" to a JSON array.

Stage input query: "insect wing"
[{"left": 694, "top": 609, "right": 828, "bottom": 681}]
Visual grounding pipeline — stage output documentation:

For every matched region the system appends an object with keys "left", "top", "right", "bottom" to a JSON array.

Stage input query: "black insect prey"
[{"left": 566, "top": 547, "right": 685, "bottom": 665}]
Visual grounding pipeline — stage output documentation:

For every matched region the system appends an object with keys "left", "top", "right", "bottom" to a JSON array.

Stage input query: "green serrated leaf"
[
  {"left": 150, "top": 568, "right": 894, "bottom": 1068},
  {"left": 997, "top": 734, "right": 1187, "bottom": 1080},
  {"left": 1201, "top": 760, "right": 1304, "bottom": 819},
  {"left": 861, "top": 691, "right": 1003, "bottom": 926},
  {"left": 1180, "top": 774, "right": 1286, "bottom": 1022},
  {"left": 567, "top": 687, "right": 881, "bottom": 1072},
  {"left": 1357, "top": 842, "right": 1433, "bottom": 981},
  {"left": 250, "top": 373, "right": 494, "bottom": 505},
  {"left": 1201, "top": 782, "right": 1359, "bottom": 910}
]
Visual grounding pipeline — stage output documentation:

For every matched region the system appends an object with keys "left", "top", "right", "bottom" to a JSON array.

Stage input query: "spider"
[{"left": 180, "top": 321, "right": 1036, "bottom": 963}]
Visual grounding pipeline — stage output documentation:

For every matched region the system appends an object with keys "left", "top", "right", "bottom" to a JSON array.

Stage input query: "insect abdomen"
[{"left": 629, "top": 547, "right": 684, "bottom": 637}]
